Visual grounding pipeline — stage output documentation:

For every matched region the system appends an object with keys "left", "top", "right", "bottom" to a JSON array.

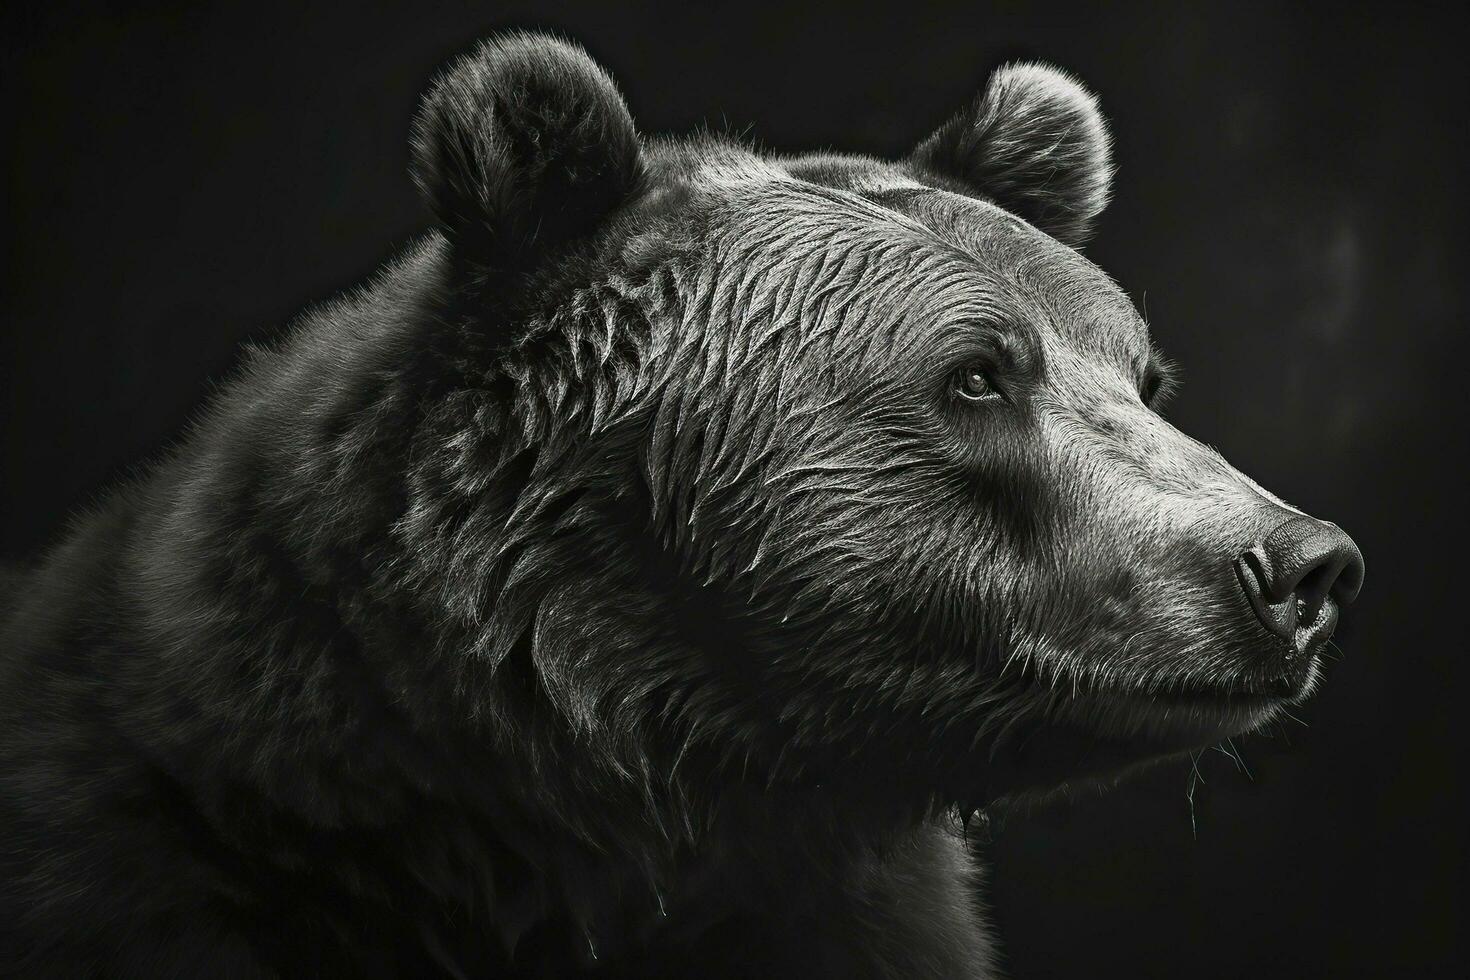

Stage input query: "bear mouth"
[
  {"left": 1237, "top": 573, "right": 1345, "bottom": 663},
  {"left": 977, "top": 658, "right": 1315, "bottom": 801},
  {"left": 1070, "top": 683, "right": 1295, "bottom": 748}
]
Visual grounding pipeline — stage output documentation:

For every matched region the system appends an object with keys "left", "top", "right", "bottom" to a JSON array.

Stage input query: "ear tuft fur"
[
  {"left": 410, "top": 33, "right": 643, "bottom": 269},
  {"left": 910, "top": 63, "right": 1114, "bottom": 247}
]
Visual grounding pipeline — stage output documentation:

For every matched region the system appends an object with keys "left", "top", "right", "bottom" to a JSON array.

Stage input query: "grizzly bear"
[{"left": 0, "top": 32, "right": 1363, "bottom": 978}]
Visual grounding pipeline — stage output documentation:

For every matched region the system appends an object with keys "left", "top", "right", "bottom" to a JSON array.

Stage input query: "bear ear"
[
  {"left": 410, "top": 33, "right": 644, "bottom": 270},
  {"left": 908, "top": 63, "right": 1113, "bottom": 247}
]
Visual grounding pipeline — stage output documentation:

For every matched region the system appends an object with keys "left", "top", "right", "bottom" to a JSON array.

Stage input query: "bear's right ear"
[
  {"left": 908, "top": 63, "right": 1113, "bottom": 248},
  {"left": 410, "top": 33, "right": 644, "bottom": 271}
]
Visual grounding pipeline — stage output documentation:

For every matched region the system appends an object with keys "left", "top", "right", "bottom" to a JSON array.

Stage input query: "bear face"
[{"left": 407, "top": 35, "right": 1364, "bottom": 808}]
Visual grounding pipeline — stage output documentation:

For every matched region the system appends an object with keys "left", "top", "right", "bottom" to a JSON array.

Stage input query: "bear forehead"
[
  {"left": 666, "top": 144, "right": 1152, "bottom": 372},
  {"left": 892, "top": 188, "right": 1152, "bottom": 369}
]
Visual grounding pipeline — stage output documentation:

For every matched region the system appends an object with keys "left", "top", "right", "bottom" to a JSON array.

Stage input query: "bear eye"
[{"left": 954, "top": 365, "right": 1001, "bottom": 403}]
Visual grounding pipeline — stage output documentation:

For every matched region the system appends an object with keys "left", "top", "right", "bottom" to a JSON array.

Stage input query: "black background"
[{"left": 2, "top": 2, "right": 1464, "bottom": 976}]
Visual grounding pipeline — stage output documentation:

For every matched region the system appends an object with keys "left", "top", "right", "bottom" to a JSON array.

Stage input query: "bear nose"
[{"left": 1234, "top": 515, "right": 1365, "bottom": 648}]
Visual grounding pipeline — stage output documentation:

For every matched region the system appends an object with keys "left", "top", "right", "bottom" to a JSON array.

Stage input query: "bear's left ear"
[
  {"left": 410, "top": 33, "right": 644, "bottom": 271},
  {"left": 908, "top": 63, "right": 1113, "bottom": 247}
]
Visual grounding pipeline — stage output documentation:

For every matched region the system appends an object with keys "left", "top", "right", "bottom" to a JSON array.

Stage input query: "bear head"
[{"left": 404, "top": 33, "right": 1364, "bottom": 815}]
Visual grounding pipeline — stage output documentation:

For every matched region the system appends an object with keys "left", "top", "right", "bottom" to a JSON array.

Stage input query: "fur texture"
[{"left": 2, "top": 34, "right": 1338, "bottom": 978}]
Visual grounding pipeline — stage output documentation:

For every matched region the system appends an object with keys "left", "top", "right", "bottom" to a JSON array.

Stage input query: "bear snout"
[{"left": 1233, "top": 514, "right": 1364, "bottom": 653}]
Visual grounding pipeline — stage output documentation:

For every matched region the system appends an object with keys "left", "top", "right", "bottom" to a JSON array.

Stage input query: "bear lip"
[
  {"left": 978, "top": 688, "right": 1289, "bottom": 801},
  {"left": 1293, "top": 599, "right": 1341, "bottom": 654}
]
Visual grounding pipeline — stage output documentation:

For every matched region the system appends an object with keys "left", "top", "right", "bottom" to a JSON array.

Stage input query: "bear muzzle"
[{"left": 1233, "top": 514, "right": 1364, "bottom": 655}]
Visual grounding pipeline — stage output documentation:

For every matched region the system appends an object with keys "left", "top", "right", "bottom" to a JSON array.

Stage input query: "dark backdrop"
[{"left": 2, "top": 2, "right": 1464, "bottom": 976}]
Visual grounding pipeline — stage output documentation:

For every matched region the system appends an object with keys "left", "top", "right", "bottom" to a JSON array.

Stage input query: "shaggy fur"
[{"left": 1, "top": 34, "right": 1344, "bottom": 978}]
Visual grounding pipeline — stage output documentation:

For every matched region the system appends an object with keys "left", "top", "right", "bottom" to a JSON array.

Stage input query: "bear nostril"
[
  {"left": 1291, "top": 561, "right": 1340, "bottom": 629},
  {"left": 1240, "top": 516, "right": 1365, "bottom": 643},
  {"left": 1235, "top": 548, "right": 1295, "bottom": 640}
]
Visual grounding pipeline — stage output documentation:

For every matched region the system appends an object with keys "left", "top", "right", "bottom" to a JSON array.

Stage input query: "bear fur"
[{"left": 1, "top": 32, "right": 1343, "bottom": 978}]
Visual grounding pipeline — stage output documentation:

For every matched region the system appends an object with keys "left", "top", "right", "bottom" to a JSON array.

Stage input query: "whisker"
[
  {"left": 1185, "top": 750, "right": 1206, "bottom": 839},
  {"left": 1211, "top": 737, "right": 1254, "bottom": 781},
  {"left": 1278, "top": 707, "right": 1308, "bottom": 729}
]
